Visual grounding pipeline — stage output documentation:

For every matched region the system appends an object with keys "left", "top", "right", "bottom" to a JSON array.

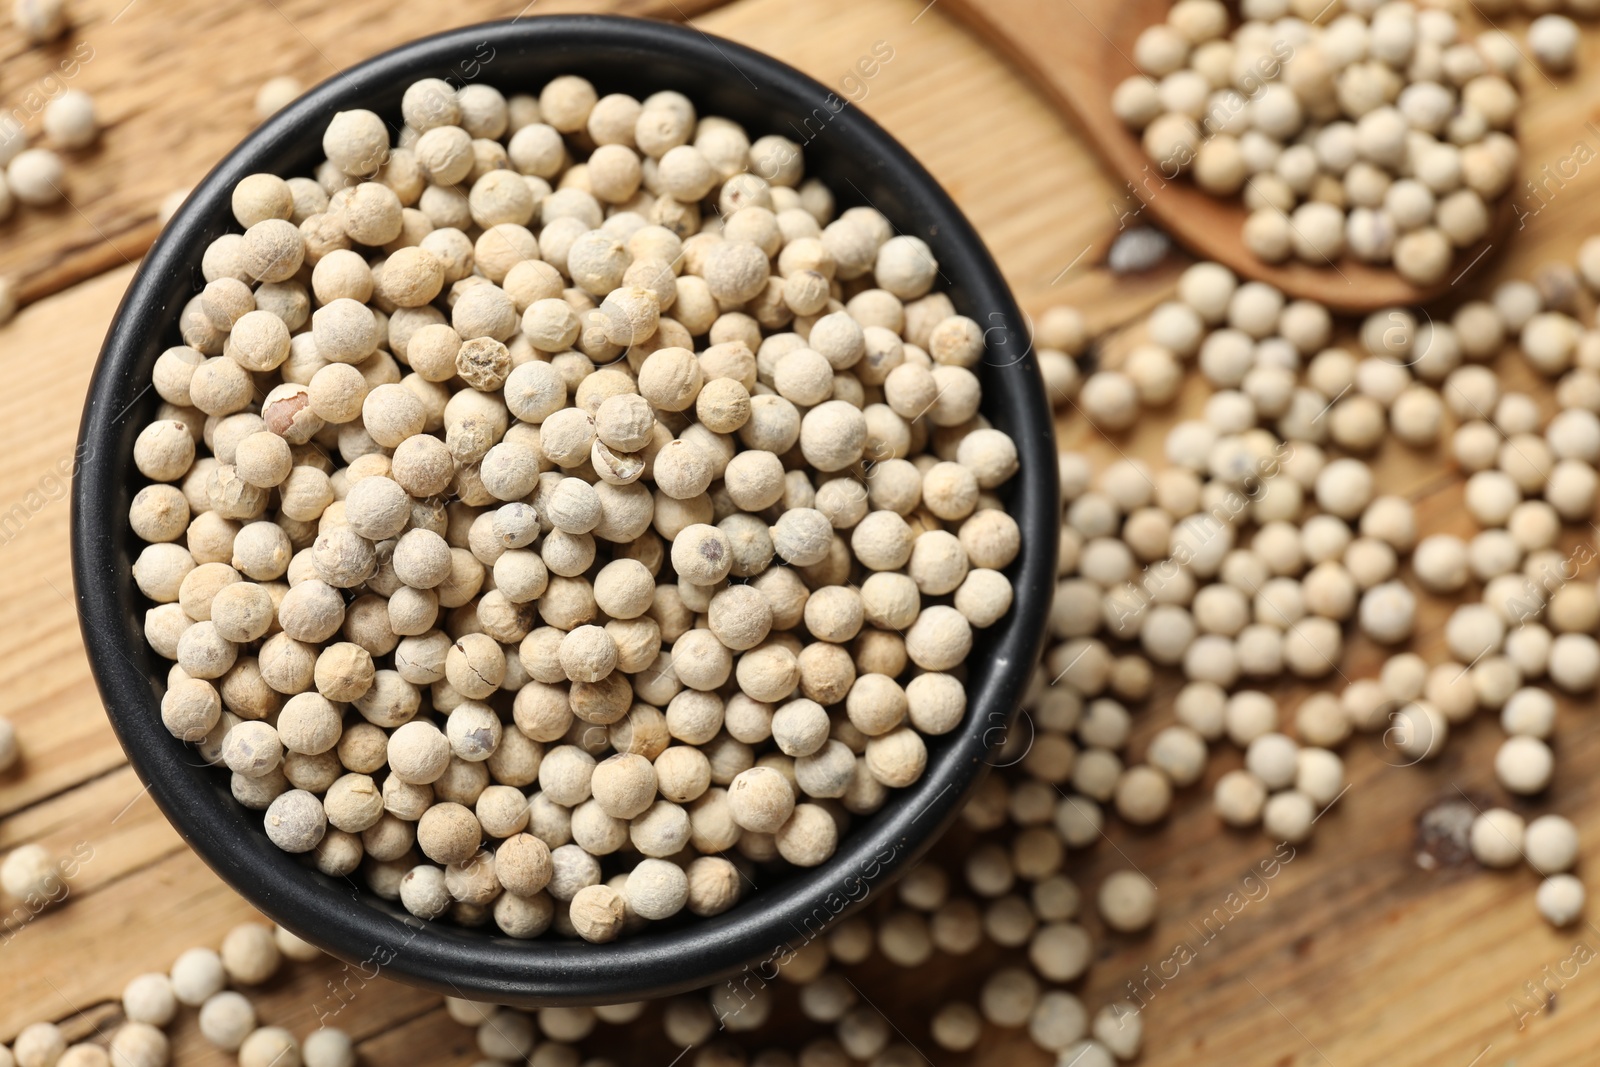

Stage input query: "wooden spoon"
[{"left": 940, "top": 0, "right": 1509, "bottom": 313}]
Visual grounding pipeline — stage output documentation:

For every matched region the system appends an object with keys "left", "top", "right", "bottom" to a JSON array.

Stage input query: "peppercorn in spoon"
[{"left": 942, "top": 0, "right": 1514, "bottom": 312}]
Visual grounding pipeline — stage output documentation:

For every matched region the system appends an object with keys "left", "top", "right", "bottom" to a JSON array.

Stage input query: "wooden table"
[{"left": 4, "top": 0, "right": 1600, "bottom": 1063}]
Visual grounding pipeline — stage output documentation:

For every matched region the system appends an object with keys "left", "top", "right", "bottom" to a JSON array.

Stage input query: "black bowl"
[{"left": 71, "top": 14, "right": 1058, "bottom": 1007}]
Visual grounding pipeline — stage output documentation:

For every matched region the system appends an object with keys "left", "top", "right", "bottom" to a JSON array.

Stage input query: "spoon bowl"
[{"left": 944, "top": 0, "right": 1510, "bottom": 312}]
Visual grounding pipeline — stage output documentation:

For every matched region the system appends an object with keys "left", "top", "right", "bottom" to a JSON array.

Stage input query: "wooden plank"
[
  {"left": 3, "top": 0, "right": 1600, "bottom": 1064},
  {"left": 0, "top": 264, "right": 138, "bottom": 819},
  {"left": 0, "top": 0, "right": 730, "bottom": 308}
]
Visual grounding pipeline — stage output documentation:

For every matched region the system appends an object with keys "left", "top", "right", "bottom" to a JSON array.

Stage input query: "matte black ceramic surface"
[{"left": 72, "top": 15, "right": 1058, "bottom": 1006}]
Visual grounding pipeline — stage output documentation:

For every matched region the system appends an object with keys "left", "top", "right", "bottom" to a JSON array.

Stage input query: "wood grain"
[{"left": 3, "top": 0, "right": 1600, "bottom": 1064}]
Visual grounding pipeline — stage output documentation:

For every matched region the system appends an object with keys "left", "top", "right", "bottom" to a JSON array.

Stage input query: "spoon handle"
[{"left": 939, "top": 0, "right": 1140, "bottom": 147}]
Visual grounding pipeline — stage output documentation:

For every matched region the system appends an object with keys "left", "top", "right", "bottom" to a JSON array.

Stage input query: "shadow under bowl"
[{"left": 71, "top": 14, "right": 1058, "bottom": 1007}]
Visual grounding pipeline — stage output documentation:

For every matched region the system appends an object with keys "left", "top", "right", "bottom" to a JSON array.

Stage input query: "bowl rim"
[{"left": 71, "top": 12, "right": 1058, "bottom": 1007}]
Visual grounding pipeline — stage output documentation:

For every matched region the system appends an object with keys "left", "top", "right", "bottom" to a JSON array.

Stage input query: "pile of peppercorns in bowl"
[{"left": 73, "top": 15, "right": 1056, "bottom": 1005}]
